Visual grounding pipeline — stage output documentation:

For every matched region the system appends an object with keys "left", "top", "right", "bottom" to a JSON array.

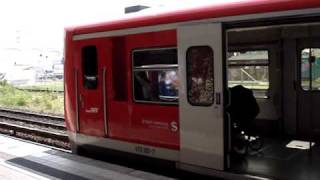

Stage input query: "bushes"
[
  {"left": 0, "top": 83, "right": 63, "bottom": 115},
  {"left": 0, "top": 84, "right": 29, "bottom": 106}
]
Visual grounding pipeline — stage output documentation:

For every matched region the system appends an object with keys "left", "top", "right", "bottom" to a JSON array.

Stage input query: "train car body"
[{"left": 65, "top": 0, "right": 320, "bottom": 178}]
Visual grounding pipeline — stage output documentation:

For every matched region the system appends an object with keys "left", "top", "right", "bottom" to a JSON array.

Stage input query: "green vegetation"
[
  {"left": 0, "top": 81, "right": 63, "bottom": 115},
  {"left": 19, "top": 82, "right": 64, "bottom": 91}
]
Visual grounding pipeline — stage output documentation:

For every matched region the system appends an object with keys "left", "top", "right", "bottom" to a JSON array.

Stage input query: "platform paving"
[{"left": 0, "top": 135, "right": 176, "bottom": 180}]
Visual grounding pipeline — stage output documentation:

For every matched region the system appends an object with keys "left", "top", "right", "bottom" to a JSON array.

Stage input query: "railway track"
[{"left": 0, "top": 108, "right": 70, "bottom": 150}]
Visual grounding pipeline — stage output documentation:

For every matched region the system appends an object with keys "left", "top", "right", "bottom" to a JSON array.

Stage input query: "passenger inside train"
[
  {"left": 158, "top": 71, "right": 178, "bottom": 101},
  {"left": 227, "top": 85, "right": 262, "bottom": 154},
  {"left": 227, "top": 25, "right": 320, "bottom": 178},
  {"left": 228, "top": 85, "right": 260, "bottom": 136}
]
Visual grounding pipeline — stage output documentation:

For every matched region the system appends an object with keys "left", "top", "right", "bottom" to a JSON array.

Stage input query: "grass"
[
  {"left": 18, "top": 81, "right": 64, "bottom": 91},
  {"left": 0, "top": 81, "right": 64, "bottom": 115}
]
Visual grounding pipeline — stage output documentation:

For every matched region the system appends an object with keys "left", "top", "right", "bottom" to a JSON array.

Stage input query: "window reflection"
[
  {"left": 133, "top": 48, "right": 178, "bottom": 104},
  {"left": 301, "top": 48, "right": 320, "bottom": 91},
  {"left": 134, "top": 70, "right": 178, "bottom": 102},
  {"left": 82, "top": 46, "right": 98, "bottom": 89}
]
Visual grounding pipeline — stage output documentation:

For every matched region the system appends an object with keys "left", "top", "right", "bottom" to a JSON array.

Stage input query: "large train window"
[
  {"left": 82, "top": 46, "right": 98, "bottom": 89},
  {"left": 132, "top": 48, "right": 178, "bottom": 104},
  {"left": 301, "top": 48, "right": 320, "bottom": 91},
  {"left": 228, "top": 50, "right": 269, "bottom": 98},
  {"left": 186, "top": 46, "right": 214, "bottom": 106}
]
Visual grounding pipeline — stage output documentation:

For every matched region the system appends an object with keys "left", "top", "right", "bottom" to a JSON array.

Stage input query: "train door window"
[
  {"left": 228, "top": 50, "right": 269, "bottom": 98},
  {"left": 301, "top": 48, "right": 320, "bottom": 91},
  {"left": 186, "top": 46, "right": 214, "bottom": 106},
  {"left": 132, "top": 48, "right": 178, "bottom": 104},
  {"left": 82, "top": 46, "right": 98, "bottom": 89}
]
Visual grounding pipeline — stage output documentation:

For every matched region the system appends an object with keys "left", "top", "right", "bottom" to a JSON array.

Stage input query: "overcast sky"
[{"left": 0, "top": 0, "right": 239, "bottom": 53}]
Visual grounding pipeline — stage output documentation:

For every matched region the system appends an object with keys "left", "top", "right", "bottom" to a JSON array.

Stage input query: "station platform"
[{"left": 0, "top": 135, "right": 176, "bottom": 180}]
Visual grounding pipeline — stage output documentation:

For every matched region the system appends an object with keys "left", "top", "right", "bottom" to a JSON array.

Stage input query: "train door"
[
  {"left": 178, "top": 23, "right": 225, "bottom": 170},
  {"left": 74, "top": 40, "right": 110, "bottom": 137},
  {"left": 297, "top": 39, "right": 320, "bottom": 140}
]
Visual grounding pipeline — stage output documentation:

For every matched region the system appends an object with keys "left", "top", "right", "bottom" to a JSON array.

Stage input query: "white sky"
[{"left": 0, "top": 0, "right": 239, "bottom": 55}]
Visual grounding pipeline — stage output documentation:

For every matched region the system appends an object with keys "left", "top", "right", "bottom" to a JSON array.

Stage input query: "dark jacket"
[{"left": 228, "top": 85, "right": 260, "bottom": 127}]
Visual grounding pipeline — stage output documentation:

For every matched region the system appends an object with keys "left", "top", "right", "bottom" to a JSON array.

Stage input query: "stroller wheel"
[
  {"left": 233, "top": 134, "right": 248, "bottom": 155},
  {"left": 249, "top": 136, "right": 264, "bottom": 151}
]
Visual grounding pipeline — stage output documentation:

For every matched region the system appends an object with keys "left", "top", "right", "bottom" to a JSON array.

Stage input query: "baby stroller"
[{"left": 228, "top": 85, "right": 264, "bottom": 155}]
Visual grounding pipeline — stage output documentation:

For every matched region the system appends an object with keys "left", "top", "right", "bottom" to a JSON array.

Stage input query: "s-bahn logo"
[
  {"left": 170, "top": 121, "right": 178, "bottom": 132},
  {"left": 142, "top": 119, "right": 178, "bottom": 132}
]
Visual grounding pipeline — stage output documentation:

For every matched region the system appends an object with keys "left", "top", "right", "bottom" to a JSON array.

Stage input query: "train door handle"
[{"left": 79, "top": 94, "right": 84, "bottom": 108}]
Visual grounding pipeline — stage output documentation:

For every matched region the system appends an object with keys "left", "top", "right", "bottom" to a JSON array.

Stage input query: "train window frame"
[
  {"left": 227, "top": 49, "right": 270, "bottom": 99},
  {"left": 299, "top": 47, "right": 320, "bottom": 91},
  {"left": 186, "top": 46, "right": 214, "bottom": 107},
  {"left": 82, "top": 45, "right": 98, "bottom": 90},
  {"left": 132, "top": 47, "right": 179, "bottom": 105}
]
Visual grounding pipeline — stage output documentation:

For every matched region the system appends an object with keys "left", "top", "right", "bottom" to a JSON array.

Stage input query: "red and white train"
[{"left": 65, "top": 0, "right": 320, "bottom": 178}]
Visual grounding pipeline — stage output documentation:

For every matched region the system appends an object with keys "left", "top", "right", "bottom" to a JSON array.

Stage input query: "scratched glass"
[{"left": 186, "top": 46, "right": 214, "bottom": 106}]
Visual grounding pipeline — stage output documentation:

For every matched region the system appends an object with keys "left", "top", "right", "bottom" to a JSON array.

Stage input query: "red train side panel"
[
  {"left": 65, "top": 0, "right": 320, "bottom": 154},
  {"left": 65, "top": 30, "right": 179, "bottom": 150},
  {"left": 108, "top": 30, "right": 179, "bottom": 150}
]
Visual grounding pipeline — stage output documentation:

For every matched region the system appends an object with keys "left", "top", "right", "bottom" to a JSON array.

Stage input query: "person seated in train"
[
  {"left": 158, "top": 71, "right": 178, "bottom": 101},
  {"left": 228, "top": 85, "right": 260, "bottom": 135}
]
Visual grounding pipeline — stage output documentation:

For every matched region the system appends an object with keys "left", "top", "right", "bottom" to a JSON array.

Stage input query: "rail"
[{"left": 0, "top": 108, "right": 69, "bottom": 150}]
